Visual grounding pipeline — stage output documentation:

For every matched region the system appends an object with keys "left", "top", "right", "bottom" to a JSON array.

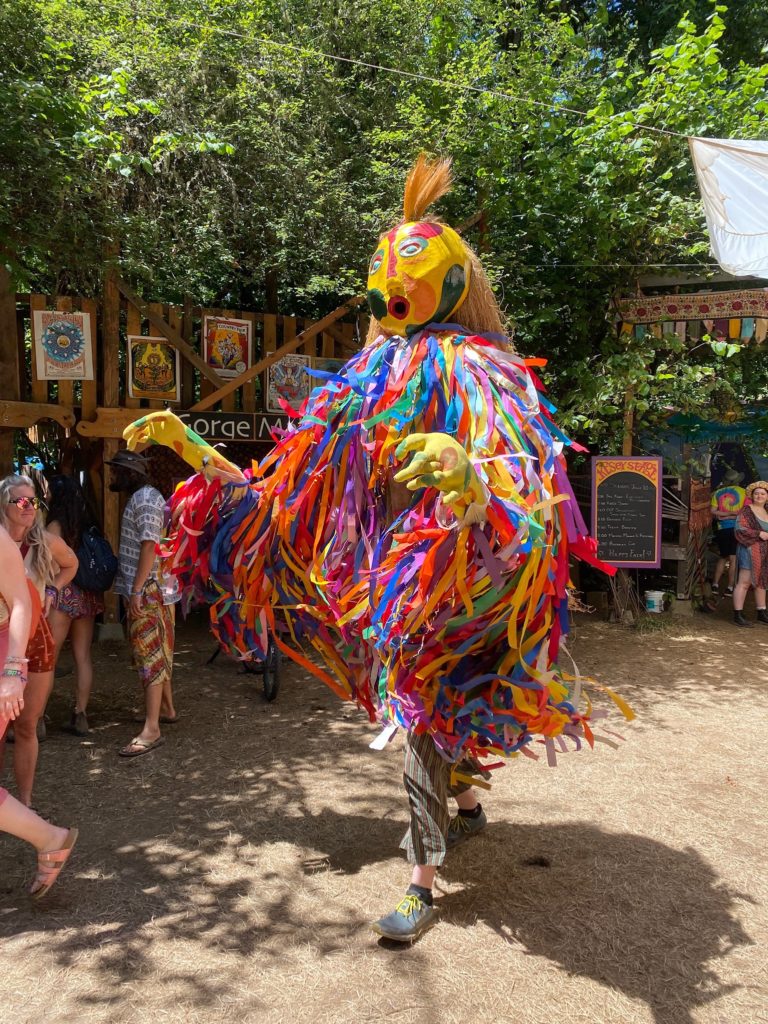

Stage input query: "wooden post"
[
  {"left": 678, "top": 444, "right": 691, "bottom": 599},
  {"left": 80, "top": 297, "right": 98, "bottom": 419},
  {"left": 101, "top": 246, "right": 122, "bottom": 625},
  {"left": 0, "top": 267, "right": 20, "bottom": 473},
  {"left": 181, "top": 297, "right": 195, "bottom": 407},
  {"left": 622, "top": 387, "right": 634, "bottom": 457}
]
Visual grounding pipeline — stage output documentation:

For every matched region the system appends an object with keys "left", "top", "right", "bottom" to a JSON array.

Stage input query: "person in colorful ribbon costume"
[{"left": 125, "top": 156, "right": 630, "bottom": 943}]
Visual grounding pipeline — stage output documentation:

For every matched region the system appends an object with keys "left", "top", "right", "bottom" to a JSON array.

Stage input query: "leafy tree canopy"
[{"left": 1, "top": 0, "right": 767, "bottom": 449}]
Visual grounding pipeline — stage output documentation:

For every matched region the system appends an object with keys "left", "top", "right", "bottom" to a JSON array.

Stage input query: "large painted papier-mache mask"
[{"left": 366, "top": 156, "right": 472, "bottom": 336}]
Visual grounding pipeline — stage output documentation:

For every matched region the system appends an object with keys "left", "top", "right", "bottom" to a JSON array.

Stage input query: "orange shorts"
[{"left": 27, "top": 615, "right": 55, "bottom": 674}]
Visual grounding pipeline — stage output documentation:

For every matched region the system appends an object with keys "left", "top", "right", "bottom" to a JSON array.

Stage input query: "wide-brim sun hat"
[
  {"left": 105, "top": 450, "right": 150, "bottom": 476},
  {"left": 745, "top": 480, "right": 768, "bottom": 500}
]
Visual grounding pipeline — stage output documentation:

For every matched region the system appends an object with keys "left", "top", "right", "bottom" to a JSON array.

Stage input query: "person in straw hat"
[{"left": 733, "top": 480, "right": 768, "bottom": 627}]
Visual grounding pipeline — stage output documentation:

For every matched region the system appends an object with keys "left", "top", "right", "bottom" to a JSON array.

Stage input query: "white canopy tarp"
[{"left": 689, "top": 136, "right": 768, "bottom": 277}]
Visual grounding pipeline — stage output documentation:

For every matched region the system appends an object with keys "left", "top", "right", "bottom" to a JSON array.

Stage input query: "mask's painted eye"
[
  {"left": 369, "top": 249, "right": 384, "bottom": 274},
  {"left": 397, "top": 236, "right": 428, "bottom": 258}
]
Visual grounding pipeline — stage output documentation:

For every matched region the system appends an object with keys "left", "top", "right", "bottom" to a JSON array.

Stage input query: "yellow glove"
[
  {"left": 124, "top": 411, "right": 245, "bottom": 483},
  {"left": 394, "top": 432, "right": 488, "bottom": 520}
]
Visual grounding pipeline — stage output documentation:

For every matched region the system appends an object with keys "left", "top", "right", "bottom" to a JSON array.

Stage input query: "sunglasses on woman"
[{"left": 7, "top": 496, "right": 44, "bottom": 511}]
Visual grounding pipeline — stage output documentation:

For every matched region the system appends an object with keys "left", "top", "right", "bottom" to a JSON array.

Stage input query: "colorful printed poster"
[
  {"left": 203, "top": 316, "right": 252, "bottom": 379},
  {"left": 32, "top": 310, "right": 94, "bottom": 380},
  {"left": 127, "top": 336, "right": 180, "bottom": 402},
  {"left": 266, "top": 354, "right": 311, "bottom": 414}
]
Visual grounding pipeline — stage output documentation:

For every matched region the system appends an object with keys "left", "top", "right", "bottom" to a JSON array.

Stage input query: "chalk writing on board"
[{"left": 591, "top": 458, "right": 662, "bottom": 569}]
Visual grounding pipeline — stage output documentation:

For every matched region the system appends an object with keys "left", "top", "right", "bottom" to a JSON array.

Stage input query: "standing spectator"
[
  {"left": 710, "top": 468, "right": 746, "bottom": 598},
  {"left": 107, "top": 451, "right": 179, "bottom": 757},
  {"left": 47, "top": 476, "right": 105, "bottom": 736},
  {"left": 732, "top": 481, "right": 768, "bottom": 628},
  {"left": 0, "top": 523, "right": 78, "bottom": 898},
  {"left": 0, "top": 475, "right": 77, "bottom": 806}
]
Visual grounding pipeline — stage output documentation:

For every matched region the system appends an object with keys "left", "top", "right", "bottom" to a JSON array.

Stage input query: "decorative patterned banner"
[
  {"left": 128, "top": 336, "right": 180, "bottom": 402},
  {"left": 202, "top": 316, "right": 252, "bottom": 379},
  {"left": 616, "top": 289, "right": 768, "bottom": 324},
  {"left": 32, "top": 310, "right": 94, "bottom": 380}
]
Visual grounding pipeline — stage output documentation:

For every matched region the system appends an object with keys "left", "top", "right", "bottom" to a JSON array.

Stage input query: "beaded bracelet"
[
  {"left": 1, "top": 667, "right": 27, "bottom": 679},
  {"left": 4, "top": 655, "right": 29, "bottom": 664}
]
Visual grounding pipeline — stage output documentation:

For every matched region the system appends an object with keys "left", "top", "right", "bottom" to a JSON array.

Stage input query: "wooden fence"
[{"left": 0, "top": 267, "right": 365, "bottom": 620}]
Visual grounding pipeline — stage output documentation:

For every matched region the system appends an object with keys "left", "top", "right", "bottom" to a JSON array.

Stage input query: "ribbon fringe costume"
[
  {"left": 127, "top": 326, "right": 629, "bottom": 764},
  {"left": 125, "top": 158, "right": 631, "bottom": 876}
]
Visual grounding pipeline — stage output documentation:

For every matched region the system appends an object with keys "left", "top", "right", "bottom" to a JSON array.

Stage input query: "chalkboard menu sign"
[{"left": 591, "top": 457, "right": 662, "bottom": 568}]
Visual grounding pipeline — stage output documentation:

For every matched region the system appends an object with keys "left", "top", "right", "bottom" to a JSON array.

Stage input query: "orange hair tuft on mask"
[{"left": 402, "top": 154, "right": 454, "bottom": 222}]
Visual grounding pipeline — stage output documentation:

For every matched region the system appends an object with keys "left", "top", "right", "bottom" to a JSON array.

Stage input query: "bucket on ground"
[{"left": 645, "top": 590, "right": 665, "bottom": 613}]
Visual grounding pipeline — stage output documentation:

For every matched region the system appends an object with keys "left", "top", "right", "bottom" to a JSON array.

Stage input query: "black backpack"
[{"left": 73, "top": 526, "right": 119, "bottom": 593}]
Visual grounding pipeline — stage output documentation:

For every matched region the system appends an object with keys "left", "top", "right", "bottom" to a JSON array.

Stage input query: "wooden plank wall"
[{"left": 3, "top": 270, "right": 362, "bottom": 614}]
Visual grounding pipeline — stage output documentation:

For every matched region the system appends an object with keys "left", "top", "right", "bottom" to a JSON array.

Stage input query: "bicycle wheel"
[{"left": 262, "top": 638, "right": 281, "bottom": 702}]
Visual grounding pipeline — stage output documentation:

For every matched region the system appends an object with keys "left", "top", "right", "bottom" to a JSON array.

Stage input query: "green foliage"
[{"left": 2, "top": 0, "right": 767, "bottom": 445}]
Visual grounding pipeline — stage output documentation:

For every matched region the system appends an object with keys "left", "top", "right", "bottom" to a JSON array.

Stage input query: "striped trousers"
[{"left": 399, "top": 729, "right": 479, "bottom": 866}]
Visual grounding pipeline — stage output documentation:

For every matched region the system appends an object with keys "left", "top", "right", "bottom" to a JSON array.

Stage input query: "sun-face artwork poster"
[
  {"left": 266, "top": 354, "right": 311, "bottom": 414},
  {"left": 127, "top": 336, "right": 180, "bottom": 402},
  {"left": 32, "top": 310, "right": 94, "bottom": 380},
  {"left": 203, "top": 316, "right": 252, "bottom": 379}
]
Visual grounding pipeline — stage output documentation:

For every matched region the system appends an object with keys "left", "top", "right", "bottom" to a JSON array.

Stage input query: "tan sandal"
[{"left": 30, "top": 828, "right": 79, "bottom": 900}]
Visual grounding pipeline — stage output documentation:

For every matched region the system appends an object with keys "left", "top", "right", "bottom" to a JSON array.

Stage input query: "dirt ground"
[{"left": 1, "top": 605, "right": 767, "bottom": 1024}]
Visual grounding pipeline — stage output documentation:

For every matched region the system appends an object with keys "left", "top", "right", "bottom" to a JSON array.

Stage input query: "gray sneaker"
[
  {"left": 371, "top": 892, "right": 438, "bottom": 942},
  {"left": 446, "top": 807, "right": 488, "bottom": 848}
]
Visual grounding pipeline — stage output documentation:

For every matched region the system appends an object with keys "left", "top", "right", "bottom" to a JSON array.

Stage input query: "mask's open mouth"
[{"left": 387, "top": 295, "right": 410, "bottom": 320}]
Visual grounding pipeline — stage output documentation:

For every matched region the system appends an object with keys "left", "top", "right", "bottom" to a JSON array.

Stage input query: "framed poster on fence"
[
  {"left": 32, "top": 310, "right": 94, "bottom": 380},
  {"left": 266, "top": 354, "right": 311, "bottom": 414},
  {"left": 202, "top": 316, "right": 252, "bottom": 378},
  {"left": 127, "top": 336, "right": 181, "bottom": 403},
  {"left": 591, "top": 457, "right": 662, "bottom": 569}
]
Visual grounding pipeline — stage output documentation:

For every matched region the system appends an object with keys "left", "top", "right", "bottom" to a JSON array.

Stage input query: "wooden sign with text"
[{"left": 591, "top": 457, "right": 662, "bottom": 569}]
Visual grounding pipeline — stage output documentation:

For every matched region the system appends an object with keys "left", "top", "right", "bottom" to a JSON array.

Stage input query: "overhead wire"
[{"left": 87, "top": 0, "right": 694, "bottom": 142}]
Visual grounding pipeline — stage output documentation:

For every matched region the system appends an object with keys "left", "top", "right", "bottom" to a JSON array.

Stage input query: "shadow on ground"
[{"left": 0, "top": 617, "right": 755, "bottom": 1023}]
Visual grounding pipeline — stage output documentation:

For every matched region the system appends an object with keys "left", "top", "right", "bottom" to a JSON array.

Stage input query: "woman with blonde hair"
[
  {"left": 0, "top": 474, "right": 77, "bottom": 806},
  {"left": 0, "top": 523, "right": 78, "bottom": 897}
]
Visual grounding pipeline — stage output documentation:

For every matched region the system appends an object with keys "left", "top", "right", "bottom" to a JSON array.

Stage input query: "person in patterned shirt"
[{"left": 108, "top": 451, "right": 180, "bottom": 758}]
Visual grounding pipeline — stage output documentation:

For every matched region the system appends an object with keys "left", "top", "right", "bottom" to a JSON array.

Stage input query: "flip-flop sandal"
[
  {"left": 119, "top": 736, "right": 166, "bottom": 758},
  {"left": 30, "top": 828, "right": 79, "bottom": 900}
]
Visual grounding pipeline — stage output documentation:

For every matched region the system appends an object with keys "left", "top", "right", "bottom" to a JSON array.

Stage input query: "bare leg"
[
  {"left": 732, "top": 568, "right": 752, "bottom": 612},
  {"left": 13, "top": 670, "right": 54, "bottom": 806},
  {"left": 727, "top": 558, "right": 737, "bottom": 590},
  {"left": 160, "top": 675, "right": 176, "bottom": 720},
  {"left": 410, "top": 864, "right": 437, "bottom": 889},
  {"left": 455, "top": 788, "right": 479, "bottom": 812},
  {"left": 0, "top": 791, "right": 68, "bottom": 851},
  {"left": 713, "top": 556, "right": 726, "bottom": 588},
  {"left": 137, "top": 682, "right": 163, "bottom": 744},
  {"left": 69, "top": 617, "right": 95, "bottom": 713},
  {"left": 48, "top": 607, "right": 72, "bottom": 659},
  {"left": 755, "top": 587, "right": 767, "bottom": 609}
]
